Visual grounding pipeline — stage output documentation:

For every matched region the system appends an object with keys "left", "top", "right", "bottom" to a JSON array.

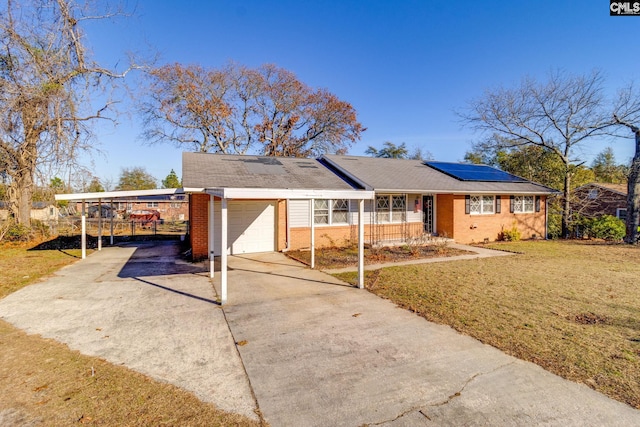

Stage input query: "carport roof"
[
  {"left": 182, "top": 152, "right": 360, "bottom": 191},
  {"left": 55, "top": 188, "right": 183, "bottom": 202}
]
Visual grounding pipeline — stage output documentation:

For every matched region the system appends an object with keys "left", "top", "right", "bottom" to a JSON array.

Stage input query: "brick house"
[
  {"left": 183, "top": 153, "right": 555, "bottom": 260},
  {"left": 74, "top": 195, "right": 189, "bottom": 221},
  {"left": 572, "top": 183, "right": 628, "bottom": 221}
]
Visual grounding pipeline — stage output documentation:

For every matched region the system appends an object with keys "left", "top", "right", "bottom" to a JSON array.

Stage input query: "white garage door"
[{"left": 214, "top": 201, "right": 276, "bottom": 254}]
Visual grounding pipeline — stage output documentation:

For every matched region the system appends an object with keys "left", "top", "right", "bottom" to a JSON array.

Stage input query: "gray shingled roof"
[
  {"left": 182, "top": 152, "right": 356, "bottom": 190},
  {"left": 321, "top": 155, "right": 556, "bottom": 194}
]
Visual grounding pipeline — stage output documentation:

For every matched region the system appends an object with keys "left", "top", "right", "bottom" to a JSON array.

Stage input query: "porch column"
[
  {"left": 358, "top": 199, "right": 364, "bottom": 289},
  {"left": 310, "top": 199, "right": 315, "bottom": 269},
  {"left": 81, "top": 200, "right": 86, "bottom": 259},
  {"left": 220, "top": 198, "right": 228, "bottom": 305},
  {"left": 209, "top": 194, "right": 215, "bottom": 278},
  {"left": 97, "top": 198, "right": 102, "bottom": 251},
  {"left": 109, "top": 199, "right": 114, "bottom": 245}
]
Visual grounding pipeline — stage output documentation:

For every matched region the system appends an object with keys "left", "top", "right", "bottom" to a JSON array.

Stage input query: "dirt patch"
[
  {"left": 287, "top": 243, "right": 469, "bottom": 269},
  {"left": 573, "top": 312, "right": 608, "bottom": 325}
]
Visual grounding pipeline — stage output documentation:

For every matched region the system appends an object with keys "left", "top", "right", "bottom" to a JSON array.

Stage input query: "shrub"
[
  {"left": 3, "top": 221, "right": 32, "bottom": 241},
  {"left": 583, "top": 215, "right": 626, "bottom": 241},
  {"left": 0, "top": 219, "right": 51, "bottom": 242},
  {"left": 547, "top": 211, "right": 562, "bottom": 239},
  {"left": 501, "top": 222, "right": 521, "bottom": 242}
]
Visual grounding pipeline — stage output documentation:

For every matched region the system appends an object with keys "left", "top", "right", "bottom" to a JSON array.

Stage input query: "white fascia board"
[
  {"left": 375, "top": 189, "right": 557, "bottom": 195},
  {"left": 448, "top": 190, "right": 558, "bottom": 195},
  {"left": 55, "top": 188, "right": 183, "bottom": 201},
  {"left": 182, "top": 187, "right": 206, "bottom": 193},
  {"left": 205, "top": 188, "right": 374, "bottom": 200}
]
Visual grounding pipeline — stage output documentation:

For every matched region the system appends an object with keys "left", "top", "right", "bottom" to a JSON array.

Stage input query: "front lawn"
[{"left": 335, "top": 240, "right": 640, "bottom": 409}]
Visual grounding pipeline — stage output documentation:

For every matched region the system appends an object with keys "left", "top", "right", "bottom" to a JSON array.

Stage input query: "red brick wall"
[
  {"left": 277, "top": 200, "right": 288, "bottom": 251},
  {"left": 189, "top": 194, "right": 210, "bottom": 260},
  {"left": 288, "top": 222, "right": 426, "bottom": 250},
  {"left": 289, "top": 225, "right": 355, "bottom": 250},
  {"left": 451, "top": 195, "right": 547, "bottom": 243}
]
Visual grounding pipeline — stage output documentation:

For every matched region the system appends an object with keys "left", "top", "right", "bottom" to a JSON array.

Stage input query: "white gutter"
[
  {"left": 55, "top": 188, "right": 184, "bottom": 201},
  {"left": 204, "top": 188, "right": 375, "bottom": 200}
]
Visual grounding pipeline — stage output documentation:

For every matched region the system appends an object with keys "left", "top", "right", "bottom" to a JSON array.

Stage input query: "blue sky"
[{"left": 83, "top": 1, "right": 640, "bottom": 186}]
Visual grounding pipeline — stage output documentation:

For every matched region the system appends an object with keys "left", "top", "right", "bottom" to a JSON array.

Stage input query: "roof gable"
[{"left": 577, "top": 183, "right": 627, "bottom": 196}]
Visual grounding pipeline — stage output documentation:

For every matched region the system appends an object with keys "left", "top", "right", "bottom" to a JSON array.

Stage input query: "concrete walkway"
[
  {"left": 2, "top": 242, "right": 640, "bottom": 426},
  {"left": 324, "top": 243, "right": 515, "bottom": 273},
  {"left": 218, "top": 252, "right": 640, "bottom": 426}
]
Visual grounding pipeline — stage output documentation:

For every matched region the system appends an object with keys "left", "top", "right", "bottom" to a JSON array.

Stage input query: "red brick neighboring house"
[
  {"left": 74, "top": 195, "right": 188, "bottom": 221},
  {"left": 183, "top": 153, "right": 556, "bottom": 260},
  {"left": 572, "top": 183, "right": 628, "bottom": 221}
]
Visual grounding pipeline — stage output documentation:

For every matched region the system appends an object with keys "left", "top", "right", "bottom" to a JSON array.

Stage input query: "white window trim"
[
  {"left": 313, "top": 199, "right": 350, "bottom": 226},
  {"left": 513, "top": 195, "right": 535, "bottom": 214},
  {"left": 376, "top": 194, "right": 406, "bottom": 223},
  {"left": 470, "top": 195, "right": 495, "bottom": 215}
]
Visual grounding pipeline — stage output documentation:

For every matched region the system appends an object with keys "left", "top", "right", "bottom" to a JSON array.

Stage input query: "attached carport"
[
  {"left": 182, "top": 152, "right": 376, "bottom": 305},
  {"left": 55, "top": 188, "right": 184, "bottom": 259},
  {"left": 188, "top": 187, "right": 374, "bottom": 305}
]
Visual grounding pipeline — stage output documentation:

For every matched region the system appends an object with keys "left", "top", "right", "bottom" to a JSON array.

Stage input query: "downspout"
[{"left": 545, "top": 196, "right": 550, "bottom": 240}]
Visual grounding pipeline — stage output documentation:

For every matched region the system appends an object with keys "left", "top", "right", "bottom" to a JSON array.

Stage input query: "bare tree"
[
  {"left": 459, "top": 71, "right": 614, "bottom": 238},
  {"left": 0, "top": 0, "right": 135, "bottom": 226},
  {"left": 609, "top": 82, "right": 640, "bottom": 244},
  {"left": 612, "top": 115, "right": 640, "bottom": 243},
  {"left": 140, "top": 62, "right": 364, "bottom": 157}
]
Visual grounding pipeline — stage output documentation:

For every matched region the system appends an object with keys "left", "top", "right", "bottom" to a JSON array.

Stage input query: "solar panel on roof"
[{"left": 425, "top": 161, "right": 528, "bottom": 183}]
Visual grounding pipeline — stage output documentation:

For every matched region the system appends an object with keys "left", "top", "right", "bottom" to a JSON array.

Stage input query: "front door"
[{"left": 423, "top": 195, "right": 434, "bottom": 233}]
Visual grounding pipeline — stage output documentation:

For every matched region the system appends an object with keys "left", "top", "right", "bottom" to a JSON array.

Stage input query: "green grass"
[{"left": 335, "top": 240, "right": 640, "bottom": 408}]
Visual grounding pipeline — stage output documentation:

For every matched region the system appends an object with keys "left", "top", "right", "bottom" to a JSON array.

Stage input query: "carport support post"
[
  {"left": 209, "top": 195, "right": 215, "bottom": 278},
  {"left": 358, "top": 199, "right": 364, "bottom": 289},
  {"left": 109, "top": 199, "right": 114, "bottom": 245},
  {"left": 220, "top": 198, "right": 228, "bottom": 305},
  {"left": 81, "top": 200, "right": 86, "bottom": 259},
  {"left": 97, "top": 198, "right": 102, "bottom": 251},
  {"left": 310, "top": 199, "right": 315, "bottom": 269}
]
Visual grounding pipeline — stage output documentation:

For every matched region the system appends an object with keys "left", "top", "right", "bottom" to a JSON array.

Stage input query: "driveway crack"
[
  {"left": 367, "top": 360, "right": 517, "bottom": 426},
  {"left": 427, "top": 360, "right": 517, "bottom": 408}
]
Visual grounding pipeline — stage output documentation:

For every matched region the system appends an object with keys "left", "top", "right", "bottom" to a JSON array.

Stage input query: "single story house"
[
  {"left": 55, "top": 152, "right": 555, "bottom": 305},
  {"left": 73, "top": 194, "right": 189, "bottom": 221},
  {"left": 572, "top": 183, "right": 628, "bottom": 221},
  {"left": 0, "top": 201, "right": 59, "bottom": 222},
  {"left": 184, "top": 153, "right": 556, "bottom": 260}
]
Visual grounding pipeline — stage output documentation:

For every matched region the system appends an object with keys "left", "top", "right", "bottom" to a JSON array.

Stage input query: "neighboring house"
[
  {"left": 572, "top": 183, "right": 628, "bottom": 221},
  {"left": 184, "top": 153, "right": 555, "bottom": 259},
  {"left": 0, "top": 202, "right": 59, "bottom": 222},
  {"left": 73, "top": 194, "right": 189, "bottom": 221}
]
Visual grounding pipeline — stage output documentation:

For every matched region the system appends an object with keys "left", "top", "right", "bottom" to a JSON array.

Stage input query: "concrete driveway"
[
  {"left": 219, "top": 252, "right": 640, "bottom": 426},
  {"left": 0, "top": 241, "right": 259, "bottom": 421},
  {"left": 2, "top": 242, "right": 640, "bottom": 426}
]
